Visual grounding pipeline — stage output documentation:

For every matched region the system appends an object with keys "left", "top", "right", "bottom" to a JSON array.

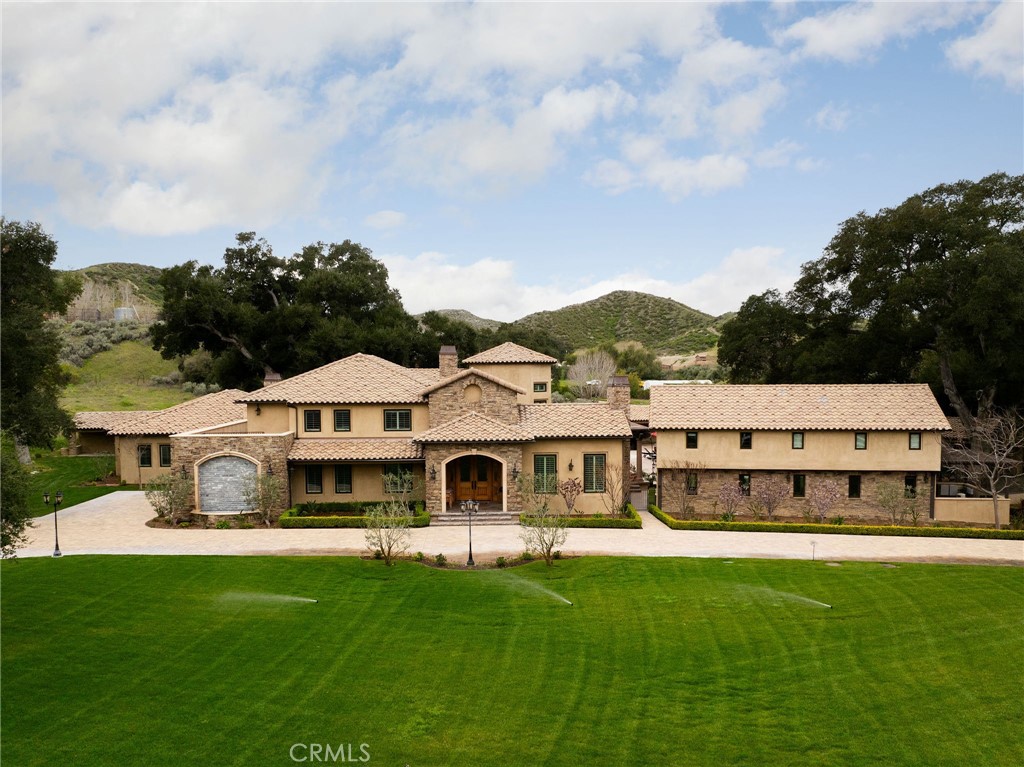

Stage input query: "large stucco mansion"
[{"left": 75, "top": 341, "right": 1007, "bottom": 526}]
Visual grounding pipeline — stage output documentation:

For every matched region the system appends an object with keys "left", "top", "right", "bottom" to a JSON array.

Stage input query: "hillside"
[
  {"left": 416, "top": 308, "right": 502, "bottom": 332},
  {"left": 513, "top": 290, "right": 722, "bottom": 354},
  {"left": 66, "top": 262, "right": 164, "bottom": 322}
]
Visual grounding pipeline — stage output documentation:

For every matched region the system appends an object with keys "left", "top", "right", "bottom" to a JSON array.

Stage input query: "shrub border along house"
[
  {"left": 280, "top": 502, "right": 430, "bottom": 529},
  {"left": 648, "top": 504, "right": 1024, "bottom": 540},
  {"left": 560, "top": 503, "right": 642, "bottom": 529}
]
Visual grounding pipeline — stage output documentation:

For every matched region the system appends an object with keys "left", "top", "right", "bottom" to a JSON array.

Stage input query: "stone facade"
[
  {"left": 606, "top": 376, "right": 631, "bottom": 413},
  {"left": 171, "top": 432, "right": 294, "bottom": 513},
  {"left": 423, "top": 443, "right": 524, "bottom": 514},
  {"left": 426, "top": 374, "right": 520, "bottom": 428},
  {"left": 658, "top": 468, "right": 935, "bottom": 524},
  {"left": 439, "top": 346, "right": 459, "bottom": 378}
]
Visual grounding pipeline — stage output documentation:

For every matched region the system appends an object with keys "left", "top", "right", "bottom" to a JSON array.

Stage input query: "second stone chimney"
[
  {"left": 439, "top": 346, "right": 459, "bottom": 378},
  {"left": 606, "top": 375, "right": 631, "bottom": 412}
]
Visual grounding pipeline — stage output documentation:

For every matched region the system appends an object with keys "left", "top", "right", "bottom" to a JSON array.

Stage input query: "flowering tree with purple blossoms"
[
  {"left": 753, "top": 476, "right": 789, "bottom": 521},
  {"left": 808, "top": 479, "right": 843, "bottom": 524}
]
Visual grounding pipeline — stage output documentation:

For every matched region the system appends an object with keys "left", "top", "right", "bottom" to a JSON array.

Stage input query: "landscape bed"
[
  {"left": 649, "top": 504, "right": 1024, "bottom": 540},
  {"left": 2, "top": 556, "right": 1021, "bottom": 766}
]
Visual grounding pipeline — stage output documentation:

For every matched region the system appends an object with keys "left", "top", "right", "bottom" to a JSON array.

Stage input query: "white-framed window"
[{"left": 384, "top": 409, "right": 412, "bottom": 431}]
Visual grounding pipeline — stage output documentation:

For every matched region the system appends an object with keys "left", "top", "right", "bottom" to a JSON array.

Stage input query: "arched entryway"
[
  {"left": 443, "top": 453, "right": 506, "bottom": 511},
  {"left": 196, "top": 453, "right": 258, "bottom": 514}
]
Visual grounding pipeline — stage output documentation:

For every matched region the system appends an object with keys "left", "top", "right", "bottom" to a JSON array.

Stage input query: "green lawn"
[
  {"left": 26, "top": 453, "right": 136, "bottom": 516},
  {"left": 61, "top": 340, "right": 193, "bottom": 412},
  {"left": 2, "top": 557, "right": 1021, "bottom": 766}
]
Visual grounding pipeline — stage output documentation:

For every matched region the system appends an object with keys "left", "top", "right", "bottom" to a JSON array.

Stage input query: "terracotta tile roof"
[
  {"left": 289, "top": 438, "right": 423, "bottom": 461},
  {"left": 520, "top": 403, "right": 633, "bottom": 439},
  {"left": 421, "top": 367, "right": 527, "bottom": 396},
  {"left": 415, "top": 412, "right": 533, "bottom": 444},
  {"left": 628, "top": 405, "right": 650, "bottom": 424},
  {"left": 238, "top": 354, "right": 439, "bottom": 404},
  {"left": 463, "top": 342, "right": 558, "bottom": 365},
  {"left": 73, "top": 411, "right": 150, "bottom": 431},
  {"left": 649, "top": 384, "right": 951, "bottom": 431},
  {"left": 109, "top": 390, "right": 249, "bottom": 436}
]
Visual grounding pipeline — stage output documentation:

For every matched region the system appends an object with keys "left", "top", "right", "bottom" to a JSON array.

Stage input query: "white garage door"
[{"left": 198, "top": 456, "right": 257, "bottom": 514}]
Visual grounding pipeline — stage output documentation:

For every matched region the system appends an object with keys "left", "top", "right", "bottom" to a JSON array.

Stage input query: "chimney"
[
  {"left": 439, "top": 346, "right": 459, "bottom": 378},
  {"left": 263, "top": 367, "right": 283, "bottom": 387},
  {"left": 606, "top": 375, "right": 630, "bottom": 412}
]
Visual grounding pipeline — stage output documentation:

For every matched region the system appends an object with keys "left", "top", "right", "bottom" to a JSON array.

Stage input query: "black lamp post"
[
  {"left": 461, "top": 500, "right": 478, "bottom": 566},
  {"left": 43, "top": 490, "right": 64, "bottom": 558}
]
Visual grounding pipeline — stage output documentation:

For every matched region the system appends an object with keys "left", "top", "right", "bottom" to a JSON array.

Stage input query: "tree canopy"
[
  {"left": 152, "top": 233, "right": 431, "bottom": 388},
  {"left": 720, "top": 173, "right": 1024, "bottom": 419},
  {"left": 0, "top": 219, "right": 82, "bottom": 445}
]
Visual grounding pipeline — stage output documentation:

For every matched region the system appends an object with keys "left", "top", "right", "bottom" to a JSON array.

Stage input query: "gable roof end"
[{"left": 462, "top": 342, "right": 558, "bottom": 365}]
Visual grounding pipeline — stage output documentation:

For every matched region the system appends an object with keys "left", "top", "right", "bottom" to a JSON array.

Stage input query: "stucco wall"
[
  {"left": 291, "top": 403, "right": 429, "bottom": 438},
  {"left": 289, "top": 462, "right": 425, "bottom": 506},
  {"left": 657, "top": 429, "right": 942, "bottom": 472},
  {"left": 469, "top": 363, "right": 552, "bottom": 404},
  {"left": 522, "top": 437, "right": 631, "bottom": 515},
  {"left": 77, "top": 430, "right": 115, "bottom": 454},
  {"left": 115, "top": 435, "right": 174, "bottom": 485},
  {"left": 247, "top": 402, "right": 293, "bottom": 433},
  {"left": 934, "top": 497, "right": 1011, "bottom": 526}
]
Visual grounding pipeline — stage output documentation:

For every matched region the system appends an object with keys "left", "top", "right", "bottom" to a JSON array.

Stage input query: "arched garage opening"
[{"left": 197, "top": 453, "right": 258, "bottom": 514}]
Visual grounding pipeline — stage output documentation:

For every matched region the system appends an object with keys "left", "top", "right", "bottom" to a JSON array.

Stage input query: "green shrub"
[
  {"left": 215, "top": 519, "right": 231, "bottom": 530},
  {"left": 434, "top": 553, "right": 447, "bottom": 567},
  {"left": 647, "top": 505, "right": 1024, "bottom": 540},
  {"left": 495, "top": 556, "right": 507, "bottom": 568},
  {"left": 520, "top": 551, "right": 535, "bottom": 562},
  {"left": 280, "top": 505, "right": 430, "bottom": 529},
  {"left": 553, "top": 550, "right": 562, "bottom": 560},
  {"left": 829, "top": 516, "right": 845, "bottom": 526},
  {"left": 413, "top": 551, "right": 425, "bottom": 562},
  {"left": 556, "top": 504, "right": 642, "bottom": 529}
]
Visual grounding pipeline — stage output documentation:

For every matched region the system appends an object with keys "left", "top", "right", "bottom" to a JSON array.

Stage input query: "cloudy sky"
[{"left": 2, "top": 2, "right": 1021, "bottom": 320}]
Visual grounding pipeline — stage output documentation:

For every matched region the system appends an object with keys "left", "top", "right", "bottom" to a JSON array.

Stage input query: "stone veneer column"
[
  {"left": 439, "top": 346, "right": 459, "bottom": 378},
  {"left": 423, "top": 444, "right": 525, "bottom": 516},
  {"left": 606, "top": 376, "right": 631, "bottom": 412}
]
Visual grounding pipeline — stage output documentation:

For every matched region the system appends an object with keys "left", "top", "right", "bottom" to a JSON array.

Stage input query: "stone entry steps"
[{"left": 432, "top": 510, "right": 519, "bottom": 526}]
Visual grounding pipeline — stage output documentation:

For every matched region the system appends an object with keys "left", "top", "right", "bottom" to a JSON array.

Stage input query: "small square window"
[
  {"left": 740, "top": 432, "right": 752, "bottom": 450},
  {"left": 533, "top": 382, "right": 547, "bottom": 393},
  {"left": 793, "top": 474, "right": 806, "bottom": 498},
  {"left": 792, "top": 432, "right": 804, "bottom": 450},
  {"left": 384, "top": 409, "right": 412, "bottom": 431},
  {"left": 909, "top": 432, "right": 921, "bottom": 450},
  {"left": 848, "top": 475, "right": 861, "bottom": 499},
  {"left": 138, "top": 444, "right": 152, "bottom": 468},
  {"left": 686, "top": 472, "right": 699, "bottom": 493},
  {"left": 738, "top": 473, "right": 751, "bottom": 496},
  {"left": 686, "top": 431, "right": 698, "bottom": 449},
  {"left": 304, "top": 410, "right": 322, "bottom": 432},
  {"left": 855, "top": 432, "right": 867, "bottom": 450},
  {"left": 159, "top": 444, "right": 172, "bottom": 467},
  {"left": 334, "top": 409, "right": 351, "bottom": 432},
  {"left": 305, "top": 465, "right": 323, "bottom": 494}
]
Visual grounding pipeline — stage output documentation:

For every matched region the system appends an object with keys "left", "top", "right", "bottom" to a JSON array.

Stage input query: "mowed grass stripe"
[{"left": 2, "top": 557, "right": 1022, "bottom": 767}]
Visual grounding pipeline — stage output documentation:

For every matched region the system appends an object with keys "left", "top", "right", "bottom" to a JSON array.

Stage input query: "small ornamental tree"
[
  {"left": 808, "top": 479, "right": 843, "bottom": 524},
  {"left": 678, "top": 461, "right": 706, "bottom": 519},
  {"left": 363, "top": 499, "right": 411, "bottom": 566},
  {"left": 558, "top": 477, "right": 583, "bottom": 516},
  {"left": 144, "top": 472, "right": 194, "bottom": 525},
  {"left": 876, "top": 481, "right": 916, "bottom": 526},
  {"left": 718, "top": 481, "right": 743, "bottom": 520},
  {"left": 243, "top": 470, "right": 286, "bottom": 527},
  {"left": 518, "top": 473, "right": 568, "bottom": 566},
  {"left": 753, "top": 475, "right": 789, "bottom": 521}
]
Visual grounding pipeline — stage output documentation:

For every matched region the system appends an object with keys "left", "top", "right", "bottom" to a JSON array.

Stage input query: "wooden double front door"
[{"left": 453, "top": 456, "right": 502, "bottom": 502}]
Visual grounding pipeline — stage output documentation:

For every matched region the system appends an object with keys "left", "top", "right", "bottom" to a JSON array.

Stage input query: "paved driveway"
[{"left": 18, "top": 492, "right": 1024, "bottom": 564}]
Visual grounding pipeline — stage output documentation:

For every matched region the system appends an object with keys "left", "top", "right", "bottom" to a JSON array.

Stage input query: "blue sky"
[{"left": 2, "top": 1, "right": 1021, "bottom": 320}]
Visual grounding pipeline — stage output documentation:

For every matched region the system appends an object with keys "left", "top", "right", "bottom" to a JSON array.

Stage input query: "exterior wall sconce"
[
  {"left": 568, "top": 460, "right": 574, "bottom": 472},
  {"left": 266, "top": 462, "right": 274, "bottom": 476},
  {"left": 429, "top": 464, "right": 437, "bottom": 481},
  {"left": 180, "top": 465, "right": 189, "bottom": 478},
  {"left": 511, "top": 463, "right": 520, "bottom": 481},
  {"left": 255, "top": 405, "right": 261, "bottom": 415}
]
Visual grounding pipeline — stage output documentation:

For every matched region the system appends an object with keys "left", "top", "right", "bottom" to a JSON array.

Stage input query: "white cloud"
[
  {"left": 777, "top": 2, "right": 982, "bottom": 63},
  {"left": 754, "top": 140, "right": 802, "bottom": 169},
  {"left": 383, "top": 246, "right": 796, "bottom": 320},
  {"left": 364, "top": 210, "right": 407, "bottom": 230},
  {"left": 947, "top": 2, "right": 1024, "bottom": 90},
  {"left": 813, "top": 102, "right": 851, "bottom": 131}
]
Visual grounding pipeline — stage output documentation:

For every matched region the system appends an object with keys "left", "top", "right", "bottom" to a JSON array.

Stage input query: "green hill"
[
  {"left": 66, "top": 262, "right": 164, "bottom": 322},
  {"left": 416, "top": 308, "right": 502, "bottom": 332},
  {"left": 512, "top": 290, "right": 722, "bottom": 354}
]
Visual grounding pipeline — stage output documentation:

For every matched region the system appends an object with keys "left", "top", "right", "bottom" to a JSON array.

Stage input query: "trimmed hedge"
[
  {"left": 648, "top": 505, "right": 1024, "bottom": 540},
  {"left": 295, "top": 500, "right": 421, "bottom": 517},
  {"left": 520, "top": 503, "right": 643, "bottom": 529},
  {"left": 280, "top": 505, "right": 430, "bottom": 529}
]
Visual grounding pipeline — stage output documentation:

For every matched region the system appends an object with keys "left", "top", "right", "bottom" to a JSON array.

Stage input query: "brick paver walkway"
[{"left": 18, "top": 492, "right": 1024, "bottom": 564}]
